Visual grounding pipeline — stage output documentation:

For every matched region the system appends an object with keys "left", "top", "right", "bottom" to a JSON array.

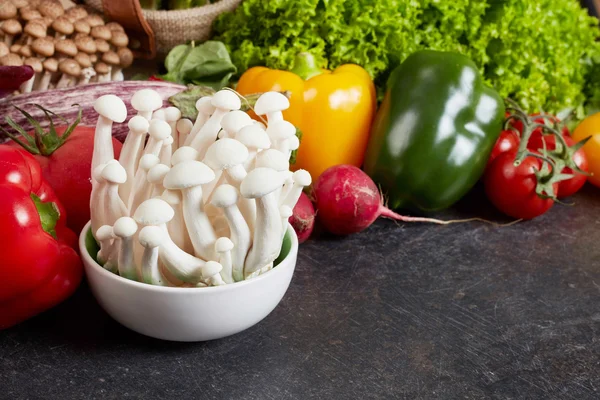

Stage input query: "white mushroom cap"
[
  {"left": 94, "top": 95, "right": 127, "bottom": 123},
  {"left": 161, "top": 189, "right": 182, "bottom": 205},
  {"left": 148, "top": 119, "right": 172, "bottom": 140},
  {"left": 139, "top": 225, "right": 163, "bottom": 248},
  {"left": 221, "top": 110, "right": 252, "bottom": 134},
  {"left": 255, "top": 149, "right": 290, "bottom": 171},
  {"left": 254, "top": 92, "right": 290, "bottom": 116},
  {"left": 288, "top": 134, "right": 300, "bottom": 150},
  {"left": 96, "top": 225, "right": 114, "bottom": 241},
  {"left": 266, "top": 120, "right": 296, "bottom": 141},
  {"left": 152, "top": 109, "right": 166, "bottom": 121},
  {"left": 176, "top": 119, "right": 193, "bottom": 136},
  {"left": 139, "top": 154, "right": 160, "bottom": 171},
  {"left": 147, "top": 164, "right": 170, "bottom": 185},
  {"left": 210, "top": 184, "right": 238, "bottom": 208},
  {"left": 113, "top": 216, "right": 138, "bottom": 238},
  {"left": 93, "top": 163, "right": 107, "bottom": 182},
  {"left": 171, "top": 146, "right": 199, "bottom": 165},
  {"left": 293, "top": 169, "right": 312, "bottom": 187},
  {"left": 280, "top": 205, "right": 293, "bottom": 219},
  {"left": 164, "top": 106, "right": 182, "bottom": 122},
  {"left": 131, "top": 89, "right": 162, "bottom": 113},
  {"left": 215, "top": 237, "right": 234, "bottom": 253},
  {"left": 211, "top": 90, "right": 241, "bottom": 111},
  {"left": 133, "top": 198, "right": 175, "bottom": 225},
  {"left": 240, "top": 167, "right": 287, "bottom": 198},
  {"left": 163, "top": 160, "right": 215, "bottom": 189},
  {"left": 128, "top": 115, "right": 149, "bottom": 135},
  {"left": 101, "top": 161, "right": 127, "bottom": 184},
  {"left": 196, "top": 96, "right": 215, "bottom": 114},
  {"left": 201, "top": 261, "right": 223, "bottom": 279},
  {"left": 236, "top": 124, "right": 271, "bottom": 149},
  {"left": 203, "top": 138, "right": 249, "bottom": 170}
]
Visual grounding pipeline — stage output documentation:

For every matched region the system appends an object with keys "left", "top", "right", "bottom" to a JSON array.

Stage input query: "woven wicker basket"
[{"left": 86, "top": 0, "right": 241, "bottom": 58}]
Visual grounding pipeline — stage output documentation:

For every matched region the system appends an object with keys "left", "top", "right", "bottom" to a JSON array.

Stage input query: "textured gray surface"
[{"left": 1, "top": 184, "right": 599, "bottom": 400}]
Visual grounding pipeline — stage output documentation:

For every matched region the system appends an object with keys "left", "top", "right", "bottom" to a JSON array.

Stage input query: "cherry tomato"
[
  {"left": 484, "top": 151, "right": 556, "bottom": 220},
  {"left": 487, "top": 129, "right": 520, "bottom": 169},
  {"left": 572, "top": 112, "right": 600, "bottom": 188},
  {"left": 527, "top": 134, "right": 589, "bottom": 198}
]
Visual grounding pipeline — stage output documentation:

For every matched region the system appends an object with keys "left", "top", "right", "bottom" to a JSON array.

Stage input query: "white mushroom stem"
[
  {"left": 139, "top": 226, "right": 165, "bottom": 286},
  {"left": 211, "top": 185, "right": 251, "bottom": 282},
  {"left": 112, "top": 70, "right": 124, "bottom": 82},
  {"left": 279, "top": 171, "right": 294, "bottom": 205},
  {"left": 164, "top": 107, "right": 182, "bottom": 149},
  {"left": 37, "top": 71, "right": 53, "bottom": 91},
  {"left": 92, "top": 95, "right": 127, "bottom": 177},
  {"left": 215, "top": 237, "right": 234, "bottom": 284},
  {"left": 181, "top": 185, "right": 216, "bottom": 260},
  {"left": 282, "top": 169, "right": 312, "bottom": 210},
  {"left": 56, "top": 74, "right": 72, "bottom": 89},
  {"left": 161, "top": 190, "right": 192, "bottom": 254},
  {"left": 286, "top": 135, "right": 300, "bottom": 161},
  {"left": 20, "top": 76, "right": 35, "bottom": 93},
  {"left": 159, "top": 135, "right": 174, "bottom": 166},
  {"left": 279, "top": 205, "right": 293, "bottom": 243},
  {"left": 118, "top": 116, "right": 149, "bottom": 202},
  {"left": 78, "top": 67, "right": 95, "bottom": 85},
  {"left": 96, "top": 225, "right": 117, "bottom": 273},
  {"left": 185, "top": 96, "right": 214, "bottom": 146},
  {"left": 128, "top": 154, "right": 160, "bottom": 213},
  {"left": 102, "top": 162, "right": 129, "bottom": 226},
  {"left": 241, "top": 168, "right": 286, "bottom": 277},
  {"left": 90, "top": 163, "right": 107, "bottom": 236},
  {"left": 176, "top": 118, "right": 193, "bottom": 151},
  {"left": 114, "top": 217, "right": 139, "bottom": 281}
]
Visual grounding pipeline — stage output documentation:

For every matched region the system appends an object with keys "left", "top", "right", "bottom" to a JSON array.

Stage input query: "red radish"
[
  {"left": 313, "top": 165, "right": 458, "bottom": 235},
  {"left": 289, "top": 191, "right": 315, "bottom": 243}
]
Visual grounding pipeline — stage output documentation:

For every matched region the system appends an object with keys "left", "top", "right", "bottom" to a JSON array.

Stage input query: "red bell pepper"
[{"left": 0, "top": 146, "right": 82, "bottom": 329}]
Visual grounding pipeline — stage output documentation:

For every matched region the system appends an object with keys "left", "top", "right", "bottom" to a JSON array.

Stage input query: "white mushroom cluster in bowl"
[{"left": 90, "top": 88, "right": 310, "bottom": 288}]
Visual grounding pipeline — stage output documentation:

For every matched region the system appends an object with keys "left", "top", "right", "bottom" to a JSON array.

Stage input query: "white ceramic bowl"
[{"left": 79, "top": 221, "right": 298, "bottom": 342}]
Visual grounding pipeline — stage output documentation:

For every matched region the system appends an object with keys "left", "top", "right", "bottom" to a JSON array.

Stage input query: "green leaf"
[
  {"left": 169, "top": 85, "right": 216, "bottom": 119},
  {"left": 290, "top": 127, "right": 302, "bottom": 165},
  {"left": 30, "top": 193, "right": 59, "bottom": 239}
]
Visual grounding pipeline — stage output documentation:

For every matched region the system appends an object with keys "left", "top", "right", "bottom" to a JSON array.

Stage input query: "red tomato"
[
  {"left": 8, "top": 126, "right": 122, "bottom": 233},
  {"left": 526, "top": 134, "right": 588, "bottom": 198},
  {"left": 484, "top": 151, "right": 556, "bottom": 219},
  {"left": 487, "top": 129, "right": 520, "bottom": 169}
]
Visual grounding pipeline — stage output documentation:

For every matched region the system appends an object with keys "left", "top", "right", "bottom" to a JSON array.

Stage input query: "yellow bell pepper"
[{"left": 236, "top": 53, "right": 376, "bottom": 179}]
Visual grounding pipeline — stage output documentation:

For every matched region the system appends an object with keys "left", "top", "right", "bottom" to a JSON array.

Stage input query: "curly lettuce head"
[{"left": 214, "top": 0, "right": 600, "bottom": 115}]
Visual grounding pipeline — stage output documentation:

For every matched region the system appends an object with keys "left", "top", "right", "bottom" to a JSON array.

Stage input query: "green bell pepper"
[{"left": 364, "top": 50, "right": 505, "bottom": 212}]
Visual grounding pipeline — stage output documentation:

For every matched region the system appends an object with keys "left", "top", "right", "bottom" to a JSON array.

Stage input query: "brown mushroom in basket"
[
  {"left": 74, "top": 51, "right": 93, "bottom": 84},
  {"left": 20, "top": 8, "right": 41, "bottom": 22},
  {"left": 37, "top": 0, "right": 64, "bottom": 19},
  {"left": 102, "top": 50, "right": 119, "bottom": 82},
  {"left": 105, "top": 22, "right": 124, "bottom": 32},
  {"left": 31, "top": 36, "right": 54, "bottom": 59},
  {"left": 9, "top": 43, "right": 20, "bottom": 53},
  {"left": 52, "top": 16, "right": 73, "bottom": 39},
  {"left": 10, "top": 0, "right": 30, "bottom": 8},
  {"left": 73, "top": 19, "right": 90, "bottom": 35},
  {"left": 0, "top": 1, "right": 18, "bottom": 20},
  {"left": 55, "top": 38, "right": 77, "bottom": 59},
  {"left": 56, "top": 58, "right": 80, "bottom": 88},
  {"left": 84, "top": 14, "right": 104, "bottom": 28},
  {"left": 20, "top": 56, "right": 42, "bottom": 92},
  {"left": 110, "top": 30, "right": 128, "bottom": 49},
  {"left": 38, "top": 16, "right": 54, "bottom": 27},
  {"left": 64, "top": 6, "right": 87, "bottom": 23},
  {"left": 37, "top": 56, "right": 57, "bottom": 90},
  {"left": 2, "top": 19, "right": 22, "bottom": 45},
  {"left": 23, "top": 20, "right": 46, "bottom": 44},
  {"left": 0, "top": 53, "right": 23, "bottom": 66},
  {"left": 0, "top": 42, "right": 8, "bottom": 57},
  {"left": 112, "top": 47, "right": 133, "bottom": 81},
  {"left": 75, "top": 34, "right": 96, "bottom": 57},
  {"left": 94, "top": 61, "right": 109, "bottom": 83},
  {"left": 19, "top": 43, "right": 32, "bottom": 57},
  {"left": 91, "top": 25, "right": 111, "bottom": 42},
  {"left": 94, "top": 38, "right": 109, "bottom": 53}
]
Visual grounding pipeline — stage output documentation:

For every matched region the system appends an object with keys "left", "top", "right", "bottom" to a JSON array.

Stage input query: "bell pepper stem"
[{"left": 290, "top": 53, "right": 324, "bottom": 80}]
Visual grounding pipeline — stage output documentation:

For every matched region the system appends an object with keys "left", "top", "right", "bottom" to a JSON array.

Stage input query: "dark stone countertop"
[{"left": 1, "top": 184, "right": 599, "bottom": 400}]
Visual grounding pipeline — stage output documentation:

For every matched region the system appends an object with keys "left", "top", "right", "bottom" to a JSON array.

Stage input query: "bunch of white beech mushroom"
[{"left": 90, "top": 88, "right": 310, "bottom": 287}]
